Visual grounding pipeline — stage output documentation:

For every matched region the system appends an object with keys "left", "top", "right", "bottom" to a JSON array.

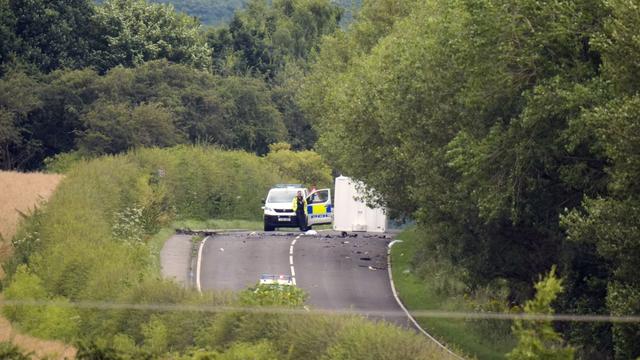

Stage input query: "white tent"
[{"left": 333, "top": 176, "right": 387, "bottom": 233}]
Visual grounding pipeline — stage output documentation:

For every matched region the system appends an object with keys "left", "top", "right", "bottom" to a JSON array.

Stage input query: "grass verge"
[
  {"left": 171, "top": 218, "right": 263, "bottom": 231},
  {"left": 390, "top": 228, "right": 516, "bottom": 360}
]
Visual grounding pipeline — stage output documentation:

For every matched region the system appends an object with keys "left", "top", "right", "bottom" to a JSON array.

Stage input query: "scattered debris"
[
  {"left": 341, "top": 231, "right": 348, "bottom": 237},
  {"left": 368, "top": 266, "right": 376, "bottom": 271},
  {"left": 305, "top": 229, "right": 318, "bottom": 235},
  {"left": 360, "top": 257, "right": 371, "bottom": 261},
  {"left": 403, "top": 269, "right": 411, "bottom": 274},
  {"left": 341, "top": 241, "right": 349, "bottom": 244},
  {"left": 219, "top": 248, "right": 224, "bottom": 252}
]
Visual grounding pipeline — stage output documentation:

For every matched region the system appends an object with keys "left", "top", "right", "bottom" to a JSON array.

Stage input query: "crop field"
[{"left": 0, "top": 171, "right": 63, "bottom": 243}]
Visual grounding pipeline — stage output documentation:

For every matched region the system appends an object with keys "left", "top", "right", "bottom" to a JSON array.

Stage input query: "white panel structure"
[{"left": 333, "top": 176, "right": 387, "bottom": 233}]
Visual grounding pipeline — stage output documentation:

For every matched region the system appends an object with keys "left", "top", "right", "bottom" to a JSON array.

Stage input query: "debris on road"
[
  {"left": 219, "top": 248, "right": 224, "bottom": 252},
  {"left": 304, "top": 229, "right": 318, "bottom": 235}
]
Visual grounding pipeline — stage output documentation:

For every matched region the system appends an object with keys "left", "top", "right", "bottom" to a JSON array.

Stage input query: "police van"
[{"left": 262, "top": 184, "right": 333, "bottom": 231}]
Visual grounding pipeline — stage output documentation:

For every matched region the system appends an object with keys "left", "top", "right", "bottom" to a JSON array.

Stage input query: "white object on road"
[
  {"left": 333, "top": 176, "right": 387, "bottom": 233},
  {"left": 260, "top": 274, "right": 294, "bottom": 286},
  {"left": 304, "top": 229, "right": 318, "bottom": 235},
  {"left": 219, "top": 248, "right": 224, "bottom": 252}
]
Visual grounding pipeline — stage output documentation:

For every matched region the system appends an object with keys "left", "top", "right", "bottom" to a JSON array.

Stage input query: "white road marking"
[
  {"left": 289, "top": 234, "right": 302, "bottom": 286},
  {"left": 196, "top": 236, "right": 209, "bottom": 293},
  {"left": 387, "top": 240, "right": 464, "bottom": 359}
]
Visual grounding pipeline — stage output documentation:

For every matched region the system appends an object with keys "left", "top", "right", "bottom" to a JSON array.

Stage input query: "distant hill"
[
  {"left": 151, "top": 0, "right": 246, "bottom": 26},
  {"left": 104, "top": 0, "right": 363, "bottom": 26}
]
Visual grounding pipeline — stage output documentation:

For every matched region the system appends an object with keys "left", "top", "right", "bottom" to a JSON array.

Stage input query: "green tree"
[
  {"left": 208, "top": 0, "right": 342, "bottom": 79},
  {"left": 508, "top": 267, "right": 575, "bottom": 360},
  {"left": 78, "top": 101, "right": 182, "bottom": 155},
  {"left": 92, "top": 0, "right": 211, "bottom": 72},
  {"left": 4, "top": 0, "right": 98, "bottom": 72},
  {"left": 0, "top": 71, "right": 43, "bottom": 169},
  {"left": 265, "top": 142, "right": 332, "bottom": 187}
]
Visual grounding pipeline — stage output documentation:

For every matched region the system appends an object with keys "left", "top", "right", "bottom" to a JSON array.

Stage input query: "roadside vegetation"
[
  {"left": 1, "top": 146, "right": 451, "bottom": 359},
  {"left": 391, "top": 228, "right": 517, "bottom": 359}
]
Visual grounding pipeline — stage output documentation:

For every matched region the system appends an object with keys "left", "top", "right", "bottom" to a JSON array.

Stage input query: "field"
[
  {"left": 0, "top": 171, "right": 63, "bottom": 242},
  {"left": 0, "top": 171, "right": 63, "bottom": 267}
]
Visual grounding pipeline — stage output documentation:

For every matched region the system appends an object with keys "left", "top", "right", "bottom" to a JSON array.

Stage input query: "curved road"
[{"left": 198, "top": 231, "right": 411, "bottom": 326}]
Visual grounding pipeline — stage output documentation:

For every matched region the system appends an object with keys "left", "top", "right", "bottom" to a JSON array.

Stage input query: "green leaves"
[
  {"left": 94, "top": 0, "right": 211, "bottom": 72},
  {"left": 507, "top": 266, "right": 575, "bottom": 360}
]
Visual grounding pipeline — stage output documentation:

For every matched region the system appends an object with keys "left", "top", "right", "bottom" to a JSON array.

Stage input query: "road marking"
[
  {"left": 196, "top": 236, "right": 209, "bottom": 293},
  {"left": 387, "top": 241, "right": 465, "bottom": 360},
  {"left": 289, "top": 234, "right": 302, "bottom": 286}
]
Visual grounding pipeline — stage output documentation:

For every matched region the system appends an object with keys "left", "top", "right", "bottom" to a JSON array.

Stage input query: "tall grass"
[{"left": 391, "top": 227, "right": 517, "bottom": 359}]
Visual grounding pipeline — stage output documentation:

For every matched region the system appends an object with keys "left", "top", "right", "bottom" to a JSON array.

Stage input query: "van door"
[{"left": 306, "top": 189, "right": 333, "bottom": 226}]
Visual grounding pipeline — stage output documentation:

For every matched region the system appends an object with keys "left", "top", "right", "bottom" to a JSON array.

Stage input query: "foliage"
[
  {"left": 265, "top": 142, "right": 333, "bottom": 188},
  {"left": 93, "top": 0, "right": 211, "bottom": 72},
  {"left": 508, "top": 266, "right": 575, "bottom": 360},
  {"left": 302, "top": 0, "right": 640, "bottom": 357},
  {"left": 0, "top": 342, "right": 33, "bottom": 360},
  {"left": 0, "top": 61, "right": 296, "bottom": 169},
  {"left": 1, "top": 0, "right": 342, "bottom": 170},
  {"left": 150, "top": 0, "right": 246, "bottom": 26},
  {"left": 207, "top": 0, "right": 342, "bottom": 80},
  {"left": 239, "top": 284, "right": 307, "bottom": 307},
  {"left": 390, "top": 227, "right": 515, "bottom": 359}
]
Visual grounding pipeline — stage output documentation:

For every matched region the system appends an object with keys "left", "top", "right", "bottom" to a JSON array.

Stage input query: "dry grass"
[
  {"left": 0, "top": 171, "right": 63, "bottom": 261},
  {"left": 0, "top": 313, "right": 77, "bottom": 359}
]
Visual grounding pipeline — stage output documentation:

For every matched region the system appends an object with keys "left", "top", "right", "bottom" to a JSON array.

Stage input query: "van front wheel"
[{"left": 264, "top": 222, "right": 274, "bottom": 232}]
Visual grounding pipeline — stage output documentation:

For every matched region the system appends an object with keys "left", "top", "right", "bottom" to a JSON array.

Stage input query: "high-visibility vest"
[{"left": 292, "top": 196, "right": 307, "bottom": 214}]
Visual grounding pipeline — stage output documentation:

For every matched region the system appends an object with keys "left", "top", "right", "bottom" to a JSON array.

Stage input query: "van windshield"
[{"left": 267, "top": 189, "right": 299, "bottom": 203}]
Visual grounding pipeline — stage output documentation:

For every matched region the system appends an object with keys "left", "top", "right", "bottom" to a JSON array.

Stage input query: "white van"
[{"left": 262, "top": 184, "right": 333, "bottom": 231}]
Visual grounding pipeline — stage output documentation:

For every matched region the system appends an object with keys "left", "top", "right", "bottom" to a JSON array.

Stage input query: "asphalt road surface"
[{"left": 198, "top": 231, "right": 411, "bottom": 327}]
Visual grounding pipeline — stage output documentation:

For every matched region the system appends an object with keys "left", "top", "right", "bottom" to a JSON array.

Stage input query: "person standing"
[{"left": 292, "top": 190, "right": 307, "bottom": 231}]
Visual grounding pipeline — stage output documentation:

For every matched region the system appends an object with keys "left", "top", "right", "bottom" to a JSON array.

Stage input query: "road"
[{"left": 198, "top": 231, "right": 411, "bottom": 326}]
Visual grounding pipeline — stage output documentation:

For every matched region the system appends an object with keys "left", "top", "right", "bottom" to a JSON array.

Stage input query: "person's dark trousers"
[{"left": 296, "top": 210, "right": 306, "bottom": 231}]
